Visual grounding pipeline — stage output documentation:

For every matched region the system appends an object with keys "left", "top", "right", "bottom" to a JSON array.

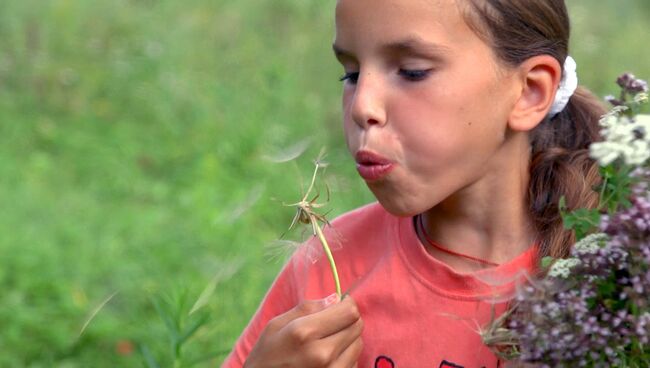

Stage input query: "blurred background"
[{"left": 0, "top": 0, "right": 648, "bottom": 366}]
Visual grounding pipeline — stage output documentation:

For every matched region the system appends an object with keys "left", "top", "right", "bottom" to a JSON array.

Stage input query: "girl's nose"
[{"left": 350, "top": 73, "right": 386, "bottom": 129}]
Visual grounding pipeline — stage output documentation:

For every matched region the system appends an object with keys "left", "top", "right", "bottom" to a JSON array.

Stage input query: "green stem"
[
  {"left": 173, "top": 343, "right": 182, "bottom": 368},
  {"left": 598, "top": 174, "right": 609, "bottom": 210},
  {"left": 313, "top": 220, "right": 342, "bottom": 297},
  {"left": 302, "top": 165, "right": 319, "bottom": 202}
]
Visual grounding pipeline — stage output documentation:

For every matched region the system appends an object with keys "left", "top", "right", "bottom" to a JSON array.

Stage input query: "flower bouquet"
[{"left": 483, "top": 73, "right": 650, "bottom": 367}]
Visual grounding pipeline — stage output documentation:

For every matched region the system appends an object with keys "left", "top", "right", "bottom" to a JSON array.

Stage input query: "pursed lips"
[{"left": 355, "top": 150, "right": 395, "bottom": 181}]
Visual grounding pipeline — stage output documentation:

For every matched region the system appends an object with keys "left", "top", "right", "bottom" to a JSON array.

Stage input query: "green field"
[{"left": 1, "top": 0, "right": 648, "bottom": 366}]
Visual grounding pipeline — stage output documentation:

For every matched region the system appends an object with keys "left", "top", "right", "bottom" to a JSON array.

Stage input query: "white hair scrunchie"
[{"left": 548, "top": 56, "right": 578, "bottom": 118}]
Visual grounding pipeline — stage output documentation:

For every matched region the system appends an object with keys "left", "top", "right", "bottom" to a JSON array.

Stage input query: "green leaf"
[
  {"left": 186, "top": 348, "right": 232, "bottom": 367},
  {"left": 139, "top": 344, "right": 161, "bottom": 368},
  {"left": 178, "top": 312, "right": 210, "bottom": 346},
  {"left": 78, "top": 290, "right": 118, "bottom": 338},
  {"left": 189, "top": 261, "right": 242, "bottom": 315},
  {"left": 558, "top": 196, "right": 567, "bottom": 212},
  {"left": 151, "top": 296, "right": 180, "bottom": 341},
  {"left": 541, "top": 256, "right": 555, "bottom": 269},
  {"left": 562, "top": 215, "right": 575, "bottom": 230},
  {"left": 597, "top": 281, "right": 616, "bottom": 299},
  {"left": 597, "top": 164, "right": 638, "bottom": 214},
  {"left": 561, "top": 207, "right": 601, "bottom": 240}
]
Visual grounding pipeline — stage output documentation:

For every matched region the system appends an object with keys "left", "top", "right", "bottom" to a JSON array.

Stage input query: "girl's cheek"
[
  {"left": 341, "top": 105, "right": 355, "bottom": 143},
  {"left": 341, "top": 94, "right": 356, "bottom": 128},
  {"left": 341, "top": 89, "right": 354, "bottom": 109},
  {"left": 343, "top": 129, "right": 358, "bottom": 157}
]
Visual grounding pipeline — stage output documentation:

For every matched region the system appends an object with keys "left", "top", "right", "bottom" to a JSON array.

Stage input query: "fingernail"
[{"left": 322, "top": 293, "right": 339, "bottom": 307}]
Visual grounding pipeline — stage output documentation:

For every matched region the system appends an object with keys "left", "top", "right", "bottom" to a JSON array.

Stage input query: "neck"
[{"left": 419, "top": 133, "right": 538, "bottom": 271}]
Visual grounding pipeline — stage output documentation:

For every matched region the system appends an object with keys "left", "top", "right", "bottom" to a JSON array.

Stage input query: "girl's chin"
[
  {"left": 372, "top": 193, "right": 425, "bottom": 218},
  {"left": 369, "top": 184, "right": 442, "bottom": 217}
]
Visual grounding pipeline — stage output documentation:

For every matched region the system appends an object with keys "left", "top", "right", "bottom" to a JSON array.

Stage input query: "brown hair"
[{"left": 461, "top": 0, "right": 607, "bottom": 259}]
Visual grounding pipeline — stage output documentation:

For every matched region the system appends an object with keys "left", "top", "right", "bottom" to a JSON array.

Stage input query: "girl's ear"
[{"left": 508, "top": 55, "right": 562, "bottom": 132}]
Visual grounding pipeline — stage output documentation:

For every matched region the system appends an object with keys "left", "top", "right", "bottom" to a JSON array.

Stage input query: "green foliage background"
[{"left": 0, "top": 0, "right": 648, "bottom": 366}]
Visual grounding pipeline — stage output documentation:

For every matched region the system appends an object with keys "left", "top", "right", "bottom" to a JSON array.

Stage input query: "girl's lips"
[
  {"left": 356, "top": 162, "right": 394, "bottom": 181},
  {"left": 355, "top": 150, "right": 395, "bottom": 181}
]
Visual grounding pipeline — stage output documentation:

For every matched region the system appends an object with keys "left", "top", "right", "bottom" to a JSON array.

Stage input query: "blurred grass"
[{"left": 0, "top": 0, "right": 647, "bottom": 366}]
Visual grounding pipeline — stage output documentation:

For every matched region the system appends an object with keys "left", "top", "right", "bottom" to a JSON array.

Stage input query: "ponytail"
[{"left": 528, "top": 87, "right": 607, "bottom": 258}]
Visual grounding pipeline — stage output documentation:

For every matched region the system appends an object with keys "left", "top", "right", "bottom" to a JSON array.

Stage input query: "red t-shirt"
[{"left": 222, "top": 202, "right": 537, "bottom": 368}]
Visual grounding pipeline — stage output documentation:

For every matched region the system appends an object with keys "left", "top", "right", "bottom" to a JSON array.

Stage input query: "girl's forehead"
[{"left": 334, "top": 0, "right": 477, "bottom": 54}]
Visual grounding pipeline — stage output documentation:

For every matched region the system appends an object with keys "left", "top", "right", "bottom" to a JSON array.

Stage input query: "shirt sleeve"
[{"left": 220, "top": 256, "right": 300, "bottom": 368}]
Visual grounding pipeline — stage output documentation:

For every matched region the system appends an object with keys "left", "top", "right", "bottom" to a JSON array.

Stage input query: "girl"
[{"left": 223, "top": 0, "right": 605, "bottom": 366}]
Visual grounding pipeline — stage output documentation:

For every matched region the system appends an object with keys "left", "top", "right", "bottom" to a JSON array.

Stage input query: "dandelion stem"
[
  {"left": 283, "top": 153, "right": 342, "bottom": 297},
  {"left": 313, "top": 215, "right": 342, "bottom": 297},
  {"left": 303, "top": 164, "right": 319, "bottom": 202}
]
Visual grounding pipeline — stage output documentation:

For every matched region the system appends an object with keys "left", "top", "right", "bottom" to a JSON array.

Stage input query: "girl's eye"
[
  {"left": 338, "top": 69, "right": 431, "bottom": 84},
  {"left": 399, "top": 69, "right": 431, "bottom": 81},
  {"left": 339, "top": 72, "right": 359, "bottom": 84}
]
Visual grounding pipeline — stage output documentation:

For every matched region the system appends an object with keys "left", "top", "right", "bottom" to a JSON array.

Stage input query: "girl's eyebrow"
[
  {"left": 332, "top": 37, "right": 451, "bottom": 59},
  {"left": 381, "top": 37, "right": 451, "bottom": 57},
  {"left": 332, "top": 42, "right": 353, "bottom": 59}
]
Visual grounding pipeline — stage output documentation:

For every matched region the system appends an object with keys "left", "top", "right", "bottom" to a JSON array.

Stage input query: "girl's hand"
[{"left": 244, "top": 294, "right": 364, "bottom": 368}]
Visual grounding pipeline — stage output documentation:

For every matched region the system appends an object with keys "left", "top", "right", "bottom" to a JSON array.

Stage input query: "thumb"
[{"left": 272, "top": 293, "right": 340, "bottom": 327}]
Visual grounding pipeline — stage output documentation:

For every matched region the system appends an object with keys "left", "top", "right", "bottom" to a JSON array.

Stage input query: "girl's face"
[{"left": 334, "top": 0, "right": 522, "bottom": 216}]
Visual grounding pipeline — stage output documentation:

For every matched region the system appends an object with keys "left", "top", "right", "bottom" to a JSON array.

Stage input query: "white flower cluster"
[
  {"left": 573, "top": 233, "right": 609, "bottom": 255},
  {"left": 590, "top": 109, "right": 650, "bottom": 166},
  {"left": 548, "top": 258, "right": 582, "bottom": 278}
]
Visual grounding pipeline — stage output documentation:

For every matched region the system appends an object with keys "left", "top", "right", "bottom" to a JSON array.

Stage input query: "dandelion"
[{"left": 283, "top": 151, "right": 342, "bottom": 297}]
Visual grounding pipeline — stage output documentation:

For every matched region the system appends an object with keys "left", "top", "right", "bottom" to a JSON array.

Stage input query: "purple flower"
[
  {"left": 504, "top": 186, "right": 650, "bottom": 366},
  {"left": 617, "top": 73, "right": 649, "bottom": 94}
]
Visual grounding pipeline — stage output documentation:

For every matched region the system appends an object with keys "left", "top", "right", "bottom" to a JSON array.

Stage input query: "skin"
[
  {"left": 244, "top": 0, "right": 561, "bottom": 365},
  {"left": 244, "top": 296, "right": 363, "bottom": 368},
  {"left": 335, "top": 0, "right": 561, "bottom": 271}
]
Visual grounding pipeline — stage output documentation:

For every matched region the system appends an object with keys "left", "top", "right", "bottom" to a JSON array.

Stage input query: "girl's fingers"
[
  {"left": 296, "top": 296, "right": 361, "bottom": 339},
  {"left": 269, "top": 294, "right": 340, "bottom": 331},
  {"left": 319, "top": 316, "right": 363, "bottom": 359},
  {"left": 247, "top": 296, "right": 361, "bottom": 368},
  {"left": 329, "top": 335, "right": 364, "bottom": 368},
  {"left": 296, "top": 321, "right": 363, "bottom": 368}
]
